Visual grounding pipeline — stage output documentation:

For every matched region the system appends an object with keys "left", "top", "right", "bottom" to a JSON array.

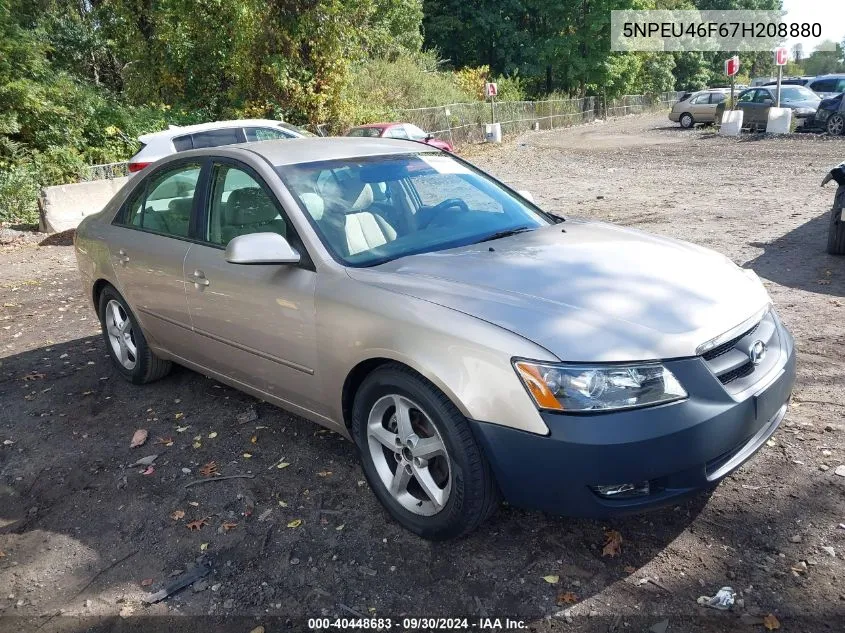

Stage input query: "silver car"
[{"left": 75, "top": 138, "right": 795, "bottom": 539}]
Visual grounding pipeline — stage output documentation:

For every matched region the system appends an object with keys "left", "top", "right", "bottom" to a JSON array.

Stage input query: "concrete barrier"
[
  {"left": 38, "top": 176, "right": 131, "bottom": 233},
  {"left": 719, "top": 110, "right": 744, "bottom": 137},
  {"left": 766, "top": 107, "right": 792, "bottom": 134}
]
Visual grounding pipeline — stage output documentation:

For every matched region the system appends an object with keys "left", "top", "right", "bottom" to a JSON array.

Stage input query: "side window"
[
  {"left": 752, "top": 90, "right": 772, "bottom": 104},
  {"left": 404, "top": 124, "right": 428, "bottom": 140},
  {"left": 710, "top": 92, "right": 726, "bottom": 104},
  {"left": 385, "top": 126, "right": 409, "bottom": 139},
  {"left": 172, "top": 135, "right": 193, "bottom": 152},
  {"left": 244, "top": 127, "right": 294, "bottom": 142},
  {"left": 141, "top": 164, "right": 201, "bottom": 237},
  {"left": 206, "top": 164, "right": 289, "bottom": 246},
  {"left": 737, "top": 90, "right": 755, "bottom": 103},
  {"left": 838, "top": 79, "right": 845, "bottom": 93},
  {"left": 190, "top": 128, "right": 244, "bottom": 149},
  {"left": 123, "top": 186, "right": 146, "bottom": 227},
  {"left": 690, "top": 94, "right": 708, "bottom": 104}
]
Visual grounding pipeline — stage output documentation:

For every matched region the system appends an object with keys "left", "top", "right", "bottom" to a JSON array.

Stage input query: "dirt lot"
[{"left": 1, "top": 115, "right": 844, "bottom": 633}]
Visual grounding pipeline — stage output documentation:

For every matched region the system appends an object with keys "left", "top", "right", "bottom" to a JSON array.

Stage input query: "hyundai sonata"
[{"left": 74, "top": 138, "right": 795, "bottom": 539}]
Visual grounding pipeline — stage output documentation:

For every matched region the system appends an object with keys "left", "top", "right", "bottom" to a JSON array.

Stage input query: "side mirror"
[
  {"left": 225, "top": 232, "right": 300, "bottom": 265},
  {"left": 517, "top": 190, "right": 535, "bottom": 203}
]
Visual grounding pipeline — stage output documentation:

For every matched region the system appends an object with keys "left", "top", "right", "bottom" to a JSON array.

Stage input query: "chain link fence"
[{"left": 82, "top": 92, "right": 684, "bottom": 181}]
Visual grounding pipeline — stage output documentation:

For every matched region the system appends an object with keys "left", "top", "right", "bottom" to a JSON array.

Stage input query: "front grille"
[
  {"left": 700, "top": 309, "right": 780, "bottom": 393},
  {"left": 703, "top": 322, "right": 759, "bottom": 361},
  {"left": 718, "top": 361, "right": 755, "bottom": 384}
]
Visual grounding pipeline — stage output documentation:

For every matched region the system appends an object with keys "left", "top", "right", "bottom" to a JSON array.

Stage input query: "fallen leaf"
[
  {"left": 763, "top": 614, "right": 780, "bottom": 631},
  {"left": 0, "top": 551, "right": 5, "bottom": 558},
  {"left": 188, "top": 501, "right": 199, "bottom": 507},
  {"left": 192, "top": 441, "right": 202, "bottom": 449},
  {"left": 336, "top": 524, "right": 345, "bottom": 531},
  {"left": 130, "top": 429, "right": 148, "bottom": 448},
  {"left": 140, "top": 578, "right": 153, "bottom": 587},
  {"left": 556, "top": 591, "right": 578, "bottom": 604},
  {"left": 23, "top": 372, "right": 45, "bottom": 381},
  {"left": 199, "top": 461, "right": 219, "bottom": 477},
  {"left": 175, "top": 412, "right": 184, "bottom": 420},
  {"left": 176, "top": 425, "right": 189, "bottom": 433},
  {"left": 81, "top": 390, "right": 93, "bottom": 396},
  {"left": 207, "top": 432, "right": 217, "bottom": 439},
  {"left": 278, "top": 500, "right": 288, "bottom": 507},
  {"left": 130, "top": 454, "right": 158, "bottom": 467},
  {"left": 250, "top": 435, "right": 258, "bottom": 444},
  {"left": 154, "top": 436, "right": 174, "bottom": 447},
  {"left": 200, "top": 543, "right": 209, "bottom": 551},
  {"left": 170, "top": 510, "right": 185, "bottom": 520},
  {"left": 221, "top": 521, "right": 238, "bottom": 532},
  {"left": 277, "top": 462, "right": 290, "bottom": 469},
  {"left": 542, "top": 575, "right": 560, "bottom": 584},
  {"left": 243, "top": 452, "right": 252, "bottom": 458},
  {"left": 602, "top": 529, "right": 623, "bottom": 558},
  {"left": 287, "top": 519, "right": 303, "bottom": 528},
  {"left": 186, "top": 517, "right": 211, "bottom": 531},
  {"left": 249, "top": 627, "right": 265, "bottom": 633},
  {"left": 317, "top": 470, "right": 332, "bottom": 477},
  {"left": 141, "top": 466, "right": 155, "bottom": 476}
]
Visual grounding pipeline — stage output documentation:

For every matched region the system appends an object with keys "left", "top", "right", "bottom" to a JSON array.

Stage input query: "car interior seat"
[{"left": 221, "top": 187, "right": 286, "bottom": 244}]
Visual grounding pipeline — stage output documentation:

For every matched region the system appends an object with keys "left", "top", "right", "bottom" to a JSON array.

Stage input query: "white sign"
[{"left": 485, "top": 82, "right": 498, "bottom": 98}]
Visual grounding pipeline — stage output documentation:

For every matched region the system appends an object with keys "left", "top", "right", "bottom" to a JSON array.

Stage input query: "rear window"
[
  {"left": 347, "top": 127, "right": 383, "bottom": 138},
  {"left": 190, "top": 128, "right": 244, "bottom": 149}
]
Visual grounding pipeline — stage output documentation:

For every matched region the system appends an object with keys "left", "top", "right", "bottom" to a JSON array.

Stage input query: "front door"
[
  {"left": 182, "top": 160, "right": 323, "bottom": 415},
  {"left": 108, "top": 161, "right": 203, "bottom": 356}
]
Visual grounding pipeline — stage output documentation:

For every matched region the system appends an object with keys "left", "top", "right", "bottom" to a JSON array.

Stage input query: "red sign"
[
  {"left": 725, "top": 56, "right": 740, "bottom": 77},
  {"left": 485, "top": 82, "right": 498, "bottom": 98},
  {"left": 775, "top": 47, "right": 788, "bottom": 66}
]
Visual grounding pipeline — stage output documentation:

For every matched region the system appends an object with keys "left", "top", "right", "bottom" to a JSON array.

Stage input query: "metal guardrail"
[{"left": 82, "top": 92, "right": 684, "bottom": 181}]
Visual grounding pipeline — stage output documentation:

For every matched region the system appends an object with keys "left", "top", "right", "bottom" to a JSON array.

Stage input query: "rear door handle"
[
  {"left": 191, "top": 270, "right": 210, "bottom": 288},
  {"left": 117, "top": 249, "right": 129, "bottom": 266}
]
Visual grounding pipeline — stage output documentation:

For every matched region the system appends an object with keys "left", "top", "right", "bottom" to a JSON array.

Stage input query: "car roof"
[
  {"left": 229, "top": 137, "right": 436, "bottom": 166},
  {"left": 352, "top": 123, "right": 398, "bottom": 129},
  {"left": 138, "top": 119, "right": 290, "bottom": 143}
]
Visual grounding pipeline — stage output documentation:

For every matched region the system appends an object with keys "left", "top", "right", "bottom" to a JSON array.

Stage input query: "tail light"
[{"left": 128, "top": 162, "right": 151, "bottom": 173}]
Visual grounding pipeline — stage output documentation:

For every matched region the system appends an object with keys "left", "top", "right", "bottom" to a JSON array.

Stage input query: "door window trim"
[
  {"left": 112, "top": 158, "right": 211, "bottom": 245},
  {"left": 196, "top": 157, "right": 316, "bottom": 271}
]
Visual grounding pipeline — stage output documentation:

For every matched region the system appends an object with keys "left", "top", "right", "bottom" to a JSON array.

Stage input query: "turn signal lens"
[{"left": 514, "top": 361, "right": 564, "bottom": 411}]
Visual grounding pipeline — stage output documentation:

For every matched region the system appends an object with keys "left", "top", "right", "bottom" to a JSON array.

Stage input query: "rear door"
[
  {"left": 182, "top": 159, "right": 323, "bottom": 414},
  {"left": 109, "top": 160, "right": 205, "bottom": 355},
  {"left": 687, "top": 93, "right": 712, "bottom": 120}
]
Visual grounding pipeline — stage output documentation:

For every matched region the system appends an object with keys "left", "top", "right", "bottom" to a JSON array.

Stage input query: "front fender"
[{"left": 316, "top": 273, "right": 557, "bottom": 436}]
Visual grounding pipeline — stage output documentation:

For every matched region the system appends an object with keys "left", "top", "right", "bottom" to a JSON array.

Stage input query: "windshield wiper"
[{"left": 475, "top": 226, "right": 535, "bottom": 244}]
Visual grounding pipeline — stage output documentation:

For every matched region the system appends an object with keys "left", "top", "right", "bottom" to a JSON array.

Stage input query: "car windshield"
[
  {"left": 781, "top": 86, "right": 819, "bottom": 102},
  {"left": 405, "top": 124, "right": 429, "bottom": 140},
  {"left": 278, "top": 153, "right": 552, "bottom": 267}
]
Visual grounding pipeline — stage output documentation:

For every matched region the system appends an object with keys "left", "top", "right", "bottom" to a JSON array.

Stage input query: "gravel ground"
[{"left": 1, "top": 115, "right": 844, "bottom": 633}]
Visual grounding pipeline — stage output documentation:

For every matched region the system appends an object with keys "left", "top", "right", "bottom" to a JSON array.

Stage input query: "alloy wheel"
[
  {"left": 828, "top": 114, "right": 844, "bottom": 136},
  {"left": 366, "top": 394, "right": 452, "bottom": 516},
  {"left": 105, "top": 299, "right": 137, "bottom": 370}
]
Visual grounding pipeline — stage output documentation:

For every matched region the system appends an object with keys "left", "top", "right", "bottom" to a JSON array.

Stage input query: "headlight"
[
  {"left": 795, "top": 107, "right": 814, "bottom": 115},
  {"left": 513, "top": 360, "right": 687, "bottom": 412}
]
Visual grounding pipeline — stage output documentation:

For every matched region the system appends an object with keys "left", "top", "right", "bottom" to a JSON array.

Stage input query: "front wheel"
[
  {"left": 98, "top": 285, "right": 172, "bottom": 384},
  {"left": 351, "top": 363, "right": 500, "bottom": 540},
  {"left": 679, "top": 113, "right": 694, "bottom": 128},
  {"left": 827, "top": 113, "right": 844, "bottom": 136}
]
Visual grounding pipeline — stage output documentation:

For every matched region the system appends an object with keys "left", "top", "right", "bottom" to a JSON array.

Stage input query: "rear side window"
[
  {"left": 690, "top": 94, "right": 709, "bottom": 105},
  {"left": 710, "top": 93, "right": 725, "bottom": 103},
  {"left": 173, "top": 135, "right": 193, "bottom": 151},
  {"left": 190, "top": 128, "right": 244, "bottom": 149},
  {"left": 119, "top": 163, "right": 201, "bottom": 239},
  {"left": 811, "top": 79, "right": 838, "bottom": 93},
  {"left": 244, "top": 127, "right": 294, "bottom": 142},
  {"left": 347, "top": 127, "right": 382, "bottom": 138}
]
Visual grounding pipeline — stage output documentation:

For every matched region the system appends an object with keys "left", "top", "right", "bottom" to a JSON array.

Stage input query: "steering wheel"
[{"left": 422, "top": 198, "right": 471, "bottom": 228}]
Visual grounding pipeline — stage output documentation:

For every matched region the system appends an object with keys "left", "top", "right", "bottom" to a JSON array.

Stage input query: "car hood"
[
  {"left": 347, "top": 221, "right": 771, "bottom": 362},
  {"left": 784, "top": 99, "right": 820, "bottom": 109}
]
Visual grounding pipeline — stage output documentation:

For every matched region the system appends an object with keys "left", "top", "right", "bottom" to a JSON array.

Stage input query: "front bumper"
[{"left": 470, "top": 320, "right": 796, "bottom": 518}]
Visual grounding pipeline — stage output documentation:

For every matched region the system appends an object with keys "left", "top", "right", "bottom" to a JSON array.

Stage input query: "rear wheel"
[
  {"left": 98, "top": 286, "right": 171, "bottom": 384},
  {"left": 679, "top": 113, "right": 694, "bottom": 129},
  {"left": 351, "top": 363, "right": 499, "bottom": 540},
  {"left": 827, "top": 113, "right": 844, "bottom": 136}
]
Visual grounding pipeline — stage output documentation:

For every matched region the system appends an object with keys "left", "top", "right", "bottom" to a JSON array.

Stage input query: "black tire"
[
  {"left": 98, "top": 285, "right": 172, "bottom": 384},
  {"left": 827, "top": 113, "right": 845, "bottom": 137},
  {"left": 679, "top": 113, "right": 694, "bottom": 129},
  {"left": 828, "top": 191, "right": 845, "bottom": 255},
  {"left": 351, "top": 363, "right": 500, "bottom": 540}
]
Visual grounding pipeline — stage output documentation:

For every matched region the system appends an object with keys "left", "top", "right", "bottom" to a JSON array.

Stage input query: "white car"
[{"left": 128, "top": 119, "right": 314, "bottom": 173}]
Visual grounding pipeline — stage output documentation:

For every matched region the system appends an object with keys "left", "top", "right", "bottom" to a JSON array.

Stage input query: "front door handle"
[
  {"left": 191, "top": 270, "right": 210, "bottom": 288},
  {"left": 117, "top": 249, "right": 129, "bottom": 266}
]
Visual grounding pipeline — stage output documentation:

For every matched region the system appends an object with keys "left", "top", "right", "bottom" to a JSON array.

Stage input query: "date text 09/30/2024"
[{"left": 307, "top": 617, "right": 528, "bottom": 630}]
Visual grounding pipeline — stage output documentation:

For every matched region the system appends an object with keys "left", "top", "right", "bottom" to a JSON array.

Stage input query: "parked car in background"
[
  {"left": 814, "top": 93, "right": 845, "bottom": 136},
  {"left": 74, "top": 137, "right": 794, "bottom": 539},
  {"left": 128, "top": 119, "right": 315, "bottom": 173},
  {"left": 807, "top": 75, "right": 845, "bottom": 99},
  {"left": 346, "top": 123, "right": 454, "bottom": 152},
  {"left": 716, "top": 86, "right": 820, "bottom": 131},
  {"left": 670, "top": 89, "right": 729, "bottom": 128}
]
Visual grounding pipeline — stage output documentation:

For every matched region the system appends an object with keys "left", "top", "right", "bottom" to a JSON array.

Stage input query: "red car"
[{"left": 346, "top": 122, "right": 454, "bottom": 152}]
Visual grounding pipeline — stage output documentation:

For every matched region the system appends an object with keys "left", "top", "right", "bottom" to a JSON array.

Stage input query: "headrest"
[
  {"left": 227, "top": 187, "right": 278, "bottom": 225},
  {"left": 322, "top": 177, "right": 374, "bottom": 214},
  {"left": 300, "top": 192, "right": 324, "bottom": 221},
  {"left": 168, "top": 197, "right": 193, "bottom": 218}
]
